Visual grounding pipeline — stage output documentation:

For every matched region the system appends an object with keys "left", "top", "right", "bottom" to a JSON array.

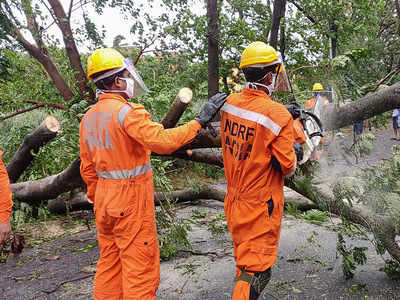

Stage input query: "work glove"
[
  {"left": 271, "top": 142, "right": 303, "bottom": 174},
  {"left": 285, "top": 103, "right": 301, "bottom": 119},
  {"left": 195, "top": 93, "right": 227, "bottom": 128},
  {"left": 270, "top": 155, "right": 282, "bottom": 173},
  {"left": 293, "top": 142, "right": 303, "bottom": 162}
]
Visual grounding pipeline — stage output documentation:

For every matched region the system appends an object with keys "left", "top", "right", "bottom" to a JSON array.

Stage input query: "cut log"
[
  {"left": 11, "top": 157, "right": 84, "bottom": 203},
  {"left": 161, "top": 88, "right": 193, "bottom": 129},
  {"left": 6, "top": 116, "right": 61, "bottom": 183}
]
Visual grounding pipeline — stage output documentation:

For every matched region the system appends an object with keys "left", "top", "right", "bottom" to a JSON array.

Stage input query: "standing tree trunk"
[
  {"left": 269, "top": 0, "right": 286, "bottom": 49},
  {"left": 207, "top": 0, "right": 219, "bottom": 98},
  {"left": 6, "top": 116, "right": 61, "bottom": 183},
  {"left": 48, "top": 0, "right": 95, "bottom": 103}
]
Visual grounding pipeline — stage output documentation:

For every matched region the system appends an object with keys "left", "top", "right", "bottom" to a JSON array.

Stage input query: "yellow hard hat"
[
  {"left": 312, "top": 83, "right": 323, "bottom": 91},
  {"left": 239, "top": 41, "right": 280, "bottom": 69},
  {"left": 87, "top": 48, "right": 125, "bottom": 80}
]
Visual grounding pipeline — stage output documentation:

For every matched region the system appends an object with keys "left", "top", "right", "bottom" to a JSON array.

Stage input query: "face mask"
[
  {"left": 246, "top": 73, "right": 276, "bottom": 95},
  {"left": 120, "top": 77, "right": 134, "bottom": 99},
  {"left": 94, "top": 58, "right": 148, "bottom": 99},
  {"left": 96, "top": 77, "right": 135, "bottom": 99}
]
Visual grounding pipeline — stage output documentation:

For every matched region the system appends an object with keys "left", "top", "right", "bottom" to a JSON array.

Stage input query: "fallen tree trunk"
[
  {"left": 47, "top": 188, "right": 91, "bottom": 214},
  {"left": 285, "top": 172, "right": 400, "bottom": 262},
  {"left": 46, "top": 183, "right": 316, "bottom": 214},
  {"left": 321, "top": 82, "right": 400, "bottom": 131},
  {"left": 11, "top": 157, "right": 84, "bottom": 204},
  {"left": 6, "top": 116, "right": 61, "bottom": 183}
]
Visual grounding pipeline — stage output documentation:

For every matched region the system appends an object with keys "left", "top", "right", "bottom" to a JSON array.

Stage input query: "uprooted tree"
[{"left": 1, "top": 0, "right": 400, "bottom": 275}]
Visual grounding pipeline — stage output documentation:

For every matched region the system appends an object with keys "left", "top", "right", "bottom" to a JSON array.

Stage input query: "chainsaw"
[{"left": 285, "top": 101, "right": 324, "bottom": 164}]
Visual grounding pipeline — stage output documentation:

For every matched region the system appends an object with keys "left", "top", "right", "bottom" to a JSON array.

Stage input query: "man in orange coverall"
[
  {"left": 305, "top": 83, "right": 329, "bottom": 161},
  {"left": 305, "top": 82, "right": 329, "bottom": 111},
  {"left": 0, "top": 150, "right": 13, "bottom": 246},
  {"left": 80, "top": 48, "right": 226, "bottom": 300},
  {"left": 220, "top": 41, "right": 302, "bottom": 299}
]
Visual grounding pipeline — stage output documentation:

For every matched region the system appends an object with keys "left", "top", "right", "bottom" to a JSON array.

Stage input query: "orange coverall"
[
  {"left": 220, "top": 88, "right": 296, "bottom": 299},
  {"left": 0, "top": 150, "right": 13, "bottom": 224},
  {"left": 305, "top": 96, "right": 329, "bottom": 110},
  {"left": 79, "top": 93, "right": 201, "bottom": 300}
]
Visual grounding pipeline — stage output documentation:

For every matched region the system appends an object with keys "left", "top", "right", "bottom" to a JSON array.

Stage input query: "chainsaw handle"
[{"left": 302, "top": 111, "right": 323, "bottom": 131}]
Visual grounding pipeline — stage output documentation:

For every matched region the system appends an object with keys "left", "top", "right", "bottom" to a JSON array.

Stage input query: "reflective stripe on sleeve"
[
  {"left": 118, "top": 104, "right": 132, "bottom": 126},
  {"left": 96, "top": 162, "right": 152, "bottom": 179},
  {"left": 221, "top": 103, "right": 281, "bottom": 136}
]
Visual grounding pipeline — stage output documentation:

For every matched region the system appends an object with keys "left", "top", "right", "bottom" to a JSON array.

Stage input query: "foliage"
[
  {"left": 156, "top": 198, "right": 192, "bottom": 261},
  {"left": 336, "top": 232, "right": 367, "bottom": 279},
  {"left": 380, "top": 259, "right": 400, "bottom": 281},
  {"left": 207, "top": 213, "right": 228, "bottom": 237},
  {"left": 332, "top": 146, "right": 400, "bottom": 277},
  {"left": 301, "top": 209, "right": 329, "bottom": 226},
  {"left": 285, "top": 203, "right": 329, "bottom": 226}
]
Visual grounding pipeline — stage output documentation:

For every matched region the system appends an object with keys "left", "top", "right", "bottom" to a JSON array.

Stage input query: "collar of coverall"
[
  {"left": 97, "top": 93, "right": 128, "bottom": 104},
  {"left": 242, "top": 87, "right": 273, "bottom": 99}
]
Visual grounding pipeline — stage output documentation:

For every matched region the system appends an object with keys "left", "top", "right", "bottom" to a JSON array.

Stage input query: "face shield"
[
  {"left": 94, "top": 58, "right": 149, "bottom": 98},
  {"left": 274, "top": 52, "right": 291, "bottom": 92}
]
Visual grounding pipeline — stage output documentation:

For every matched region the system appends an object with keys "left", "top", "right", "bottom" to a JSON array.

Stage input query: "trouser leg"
[
  {"left": 94, "top": 231, "right": 123, "bottom": 300},
  {"left": 118, "top": 215, "right": 160, "bottom": 300},
  {"left": 233, "top": 267, "right": 272, "bottom": 300}
]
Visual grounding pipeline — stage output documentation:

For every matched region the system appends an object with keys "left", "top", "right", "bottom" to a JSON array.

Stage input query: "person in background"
[
  {"left": 392, "top": 108, "right": 400, "bottom": 141},
  {"left": 220, "top": 41, "right": 301, "bottom": 299},
  {"left": 305, "top": 82, "right": 329, "bottom": 111},
  {"left": 80, "top": 48, "right": 226, "bottom": 300},
  {"left": 0, "top": 150, "right": 13, "bottom": 247}
]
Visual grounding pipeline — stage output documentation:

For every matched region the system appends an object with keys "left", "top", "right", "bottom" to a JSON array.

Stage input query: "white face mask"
[
  {"left": 95, "top": 58, "right": 148, "bottom": 99},
  {"left": 96, "top": 77, "right": 135, "bottom": 99},
  {"left": 246, "top": 73, "right": 276, "bottom": 95},
  {"left": 120, "top": 77, "right": 135, "bottom": 99}
]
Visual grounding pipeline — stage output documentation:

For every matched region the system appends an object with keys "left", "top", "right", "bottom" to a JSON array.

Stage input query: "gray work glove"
[
  {"left": 293, "top": 142, "right": 303, "bottom": 162},
  {"left": 195, "top": 93, "right": 227, "bottom": 128}
]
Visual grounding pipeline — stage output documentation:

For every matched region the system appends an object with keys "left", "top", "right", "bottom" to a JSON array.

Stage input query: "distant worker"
[
  {"left": 305, "top": 82, "right": 329, "bottom": 111},
  {"left": 80, "top": 48, "right": 226, "bottom": 300},
  {"left": 0, "top": 150, "right": 13, "bottom": 246},
  {"left": 392, "top": 108, "right": 400, "bottom": 141},
  {"left": 220, "top": 41, "right": 302, "bottom": 299},
  {"left": 305, "top": 83, "right": 329, "bottom": 161}
]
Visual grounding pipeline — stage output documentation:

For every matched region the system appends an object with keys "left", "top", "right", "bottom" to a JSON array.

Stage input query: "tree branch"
[
  {"left": 288, "top": 1, "right": 318, "bottom": 25},
  {"left": 48, "top": 0, "right": 95, "bottom": 102},
  {"left": 23, "top": 100, "right": 67, "bottom": 110},
  {"left": 1, "top": 104, "right": 44, "bottom": 121}
]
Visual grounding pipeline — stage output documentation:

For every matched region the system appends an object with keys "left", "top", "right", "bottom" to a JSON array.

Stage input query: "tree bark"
[
  {"left": 11, "top": 157, "right": 84, "bottom": 204},
  {"left": 47, "top": 188, "right": 91, "bottom": 214},
  {"left": 48, "top": 0, "right": 95, "bottom": 103},
  {"left": 321, "top": 83, "right": 400, "bottom": 131},
  {"left": 6, "top": 116, "right": 61, "bottom": 183},
  {"left": 160, "top": 88, "right": 193, "bottom": 129},
  {"left": 269, "top": 0, "right": 286, "bottom": 49},
  {"left": 285, "top": 175, "right": 400, "bottom": 262},
  {"left": 13, "top": 27, "right": 75, "bottom": 101},
  {"left": 394, "top": 0, "right": 400, "bottom": 34},
  {"left": 207, "top": 0, "right": 219, "bottom": 98},
  {"left": 46, "top": 183, "right": 316, "bottom": 214}
]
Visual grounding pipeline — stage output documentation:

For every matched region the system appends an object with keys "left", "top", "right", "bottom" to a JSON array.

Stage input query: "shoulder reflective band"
[
  {"left": 96, "top": 162, "right": 152, "bottom": 179},
  {"left": 118, "top": 104, "right": 132, "bottom": 126},
  {"left": 221, "top": 103, "right": 281, "bottom": 136}
]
